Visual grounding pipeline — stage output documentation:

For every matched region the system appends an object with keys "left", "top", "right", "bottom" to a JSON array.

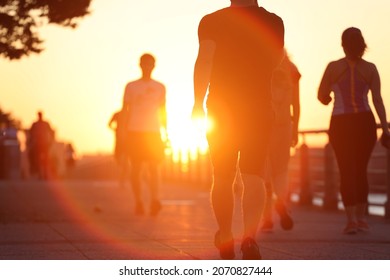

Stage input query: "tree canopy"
[
  {"left": 0, "top": 107, "right": 20, "bottom": 129},
  {"left": 0, "top": 0, "right": 92, "bottom": 60}
]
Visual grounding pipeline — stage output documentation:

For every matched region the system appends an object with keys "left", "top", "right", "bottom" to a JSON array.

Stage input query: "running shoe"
[
  {"left": 214, "top": 231, "right": 235, "bottom": 260},
  {"left": 241, "top": 237, "right": 262, "bottom": 260}
]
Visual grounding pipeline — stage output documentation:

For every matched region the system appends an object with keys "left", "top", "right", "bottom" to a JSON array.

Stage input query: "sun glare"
[{"left": 164, "top": 115, "right": 210, "bottom": 163}]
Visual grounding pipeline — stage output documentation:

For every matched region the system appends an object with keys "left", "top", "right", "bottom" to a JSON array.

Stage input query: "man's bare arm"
[{"left": 192, "top": 39, "right": 216, "bottom": 119}]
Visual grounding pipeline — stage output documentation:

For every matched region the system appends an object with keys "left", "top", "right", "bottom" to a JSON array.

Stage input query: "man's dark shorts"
[
  {"left": 127, "top": 132, "right": 165, "bottom": 163},
  {"left": 206, "top": 108, "right": 274, "bottom": 178}
]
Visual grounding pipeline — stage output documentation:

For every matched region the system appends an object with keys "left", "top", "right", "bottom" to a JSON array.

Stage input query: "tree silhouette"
[
  {"left": 0, "top": 0, "right": 92, "bottom": 60},
  {"left": 0, "top": 107, "right": 20, "bottom": 129}
]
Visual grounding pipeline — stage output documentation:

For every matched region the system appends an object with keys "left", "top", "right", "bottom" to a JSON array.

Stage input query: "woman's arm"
[
  {"left": 318, "top": 63, "right": 333, "bottom": 105},
  {"left": 370, "top": 65, "right": 390, "bottom": 135}
]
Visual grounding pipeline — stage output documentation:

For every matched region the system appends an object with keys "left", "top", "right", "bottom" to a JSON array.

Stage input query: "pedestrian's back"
[
  {"left": 30, "top": 113, "right": 53, "bottom": 150},
  {"left": 200, "top": 6, "right": 284, "bottom": 104},
  {"left": 272, "top": 56, "right": 300, "bottom": 125}
]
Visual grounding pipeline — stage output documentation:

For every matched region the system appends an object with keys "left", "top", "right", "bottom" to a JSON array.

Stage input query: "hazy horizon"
[{"left": 1, "top": 0, "right": 390, "bottom": 155}]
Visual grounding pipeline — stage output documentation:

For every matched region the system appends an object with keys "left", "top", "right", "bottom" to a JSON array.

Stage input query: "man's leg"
[
  {"left": 212, "top": 173, "right": 236, "bottom": 238},
  {"left": 130, "top": 160, "right": 144, "bottom": 215},
  {"left": 273, "top": 169, "right": 294, "bottom": 230},
  {"left": 148, "top": 162, "right": 162, "bottom": 216},
  {"left": 119, "top": 155, "right": 127, "bottom": 188},
  {"left": 268, "top": 124, "right": 294, "bottom": 230},
  {"left": 206, "top": 112, "right": 238, "bottom": 259},
  {"left": 240, "top": 173, "right": 265, "bottom": 260},
  {"left": 239, "top": 116, "right": 273, "bottom": 259},
  {"left": 212, "top": 172, "right": 236, "bottom": 259},
  {"left": 241, "top": 174, "right": 266, "bottom": 239},
  {"left": 261, "top": 181, "right": 274, "bottom": 231}
]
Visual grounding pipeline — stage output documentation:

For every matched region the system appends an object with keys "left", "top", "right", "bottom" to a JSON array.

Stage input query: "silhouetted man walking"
[{"left": 192, "top": 0, "right": 284, "bottom": 259}]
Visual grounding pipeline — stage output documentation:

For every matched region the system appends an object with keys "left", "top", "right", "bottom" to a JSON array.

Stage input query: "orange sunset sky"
[{"left": 1, "top": 0, "right": 390, "bottom": 155}]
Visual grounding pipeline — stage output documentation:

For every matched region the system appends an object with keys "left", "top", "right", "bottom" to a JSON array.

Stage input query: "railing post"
[
  {"left": 323, "top": 143, "right": 338, "bottom": 210},
  {"left": 385, "top": 149, "right": 390, "bottom": 219},
  {"left": 299, "top": 143, "right": 312, "bottom": 205}
]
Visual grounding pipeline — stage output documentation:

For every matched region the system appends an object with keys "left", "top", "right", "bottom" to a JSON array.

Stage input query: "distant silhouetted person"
[
  {"left": 192, "top": 0, "right": 284, "bottom": 259},
  {"left": 123, "top": 53, "right": 167, "bottom": 216},
  {"left": 108, "top": 104, "right": 129, "bottom": 187},
  {"left": 29, "top": 111, "right": 54, "bottom": 179},
  {"left": 262, "top": 50, "right": 301, "bottom": 232},
  {"left": 65, "top": 142, "right": 76, "bottom": 172},
  {"left": 318, "top": 27, "right": 390, "bottom": 234}
]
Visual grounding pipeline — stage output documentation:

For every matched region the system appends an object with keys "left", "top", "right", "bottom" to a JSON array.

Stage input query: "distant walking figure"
[
  {"left": 64, "top": 143, "right": 76, "bottom": 172},
  {"left": 318, "top": 27, "right": 390, "bottom": 234},
  {"left": 29, "top": 111, "right": 54, "bottom": 180},
  {"left": 123, "top": 53, "right": 167, "bottom": 216},
  {"left": 262, "top": 51, "right": 301, "bottom": 232},
  {"left": 108, "top": 105, "right": 129, "bottom": 187},
  {"left": 192, "top": 0, "right": 284, "bottom": 259}
]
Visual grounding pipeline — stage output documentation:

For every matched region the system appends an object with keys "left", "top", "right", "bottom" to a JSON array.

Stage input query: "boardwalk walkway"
[{"left": 0, "top": 180, "right": 389, "bottom": 260}]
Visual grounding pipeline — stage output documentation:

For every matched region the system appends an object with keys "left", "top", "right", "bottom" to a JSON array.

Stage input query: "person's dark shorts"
[
  {"left": 127, "top": 132, "right": 165, "bottom": 163},
  {"left": 206, "top": 107, "right": 274, "bottom": 178}
]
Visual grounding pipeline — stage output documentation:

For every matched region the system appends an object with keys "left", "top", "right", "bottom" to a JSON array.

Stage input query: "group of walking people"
[
  {"left": 109, "top": 0, "right": 390, "bottom": 260},
  {"left": 192, "top": 0, "right": 390, "bottom": 260}
]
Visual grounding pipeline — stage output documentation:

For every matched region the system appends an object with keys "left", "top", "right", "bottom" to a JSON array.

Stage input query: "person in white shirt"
[{"left": 123, "top": 53, "right": 167, "bottom": 216}]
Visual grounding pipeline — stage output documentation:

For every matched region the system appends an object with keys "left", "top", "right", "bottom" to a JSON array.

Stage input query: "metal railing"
[
  {"left": 292, "top": 127, "right": 390, "bottom": 218},
  {"left": 161, "top": 126, "right": 390, "bottom": 219}
]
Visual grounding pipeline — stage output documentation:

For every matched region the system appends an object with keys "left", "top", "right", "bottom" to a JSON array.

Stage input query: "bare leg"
[
  {"left": 272, "top": 170, "right": 289, "bottom": 202},
  {"left": 356, "top": 203, "right": 367, "bottom": 221},
  {"left": 343, "top": 205, "right": 358, "bottom": 234},
  {"left": 148, "top": 162, "right": 162, "bottom": 216},
  {"left": 356, "top": 203, "right": 370, "bottom": 231},
  {"left": 119, "top": 156, "right": 128, "bottom": 188},
  {"left": 130, "top": 161, "right": 144, "bottom": 214},
  {"left": 241, "top": 174, "right": 266, "bottom": 239},
  {"left": 211, "top": 173, "right": 235, "bottom": 242},
  {"left": 262, "top": 182, "right": 274, "bottom": 222},
  {"left": 147, "top": 162, "right": 160, "bottom": 202},
  {"left": 272, "top": 169, "right": 294, "bottom": 230},
  {"left": 345, "top": 205, "right": 357, "bottom": 223}
]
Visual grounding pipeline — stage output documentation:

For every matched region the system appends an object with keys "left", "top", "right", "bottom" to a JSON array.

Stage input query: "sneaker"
[
  {"left": 150, "top": 200, "right": 162, "bottom": 216},
  {"left": 343, "top": 222, "right": 358, "bottom": 234},
  {"left": 241, "top": 237, "right": 262, "bottom": 260},
  {"left": 214, "top": 231, "right": 235, "bottom": 260},
  {"left": 275, "top": 201, "right": 294, "bottom": 230},
  {"left": 356, "top": 220, "right": 370, "bottom": 232},
  {"left": 261, "top": 219, "right": 274, "bottom": 232}
]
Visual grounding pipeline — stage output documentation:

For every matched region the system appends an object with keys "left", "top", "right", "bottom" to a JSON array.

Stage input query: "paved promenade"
[{"left": 0, "top": 180, "right": 389, "bottom": 260}]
